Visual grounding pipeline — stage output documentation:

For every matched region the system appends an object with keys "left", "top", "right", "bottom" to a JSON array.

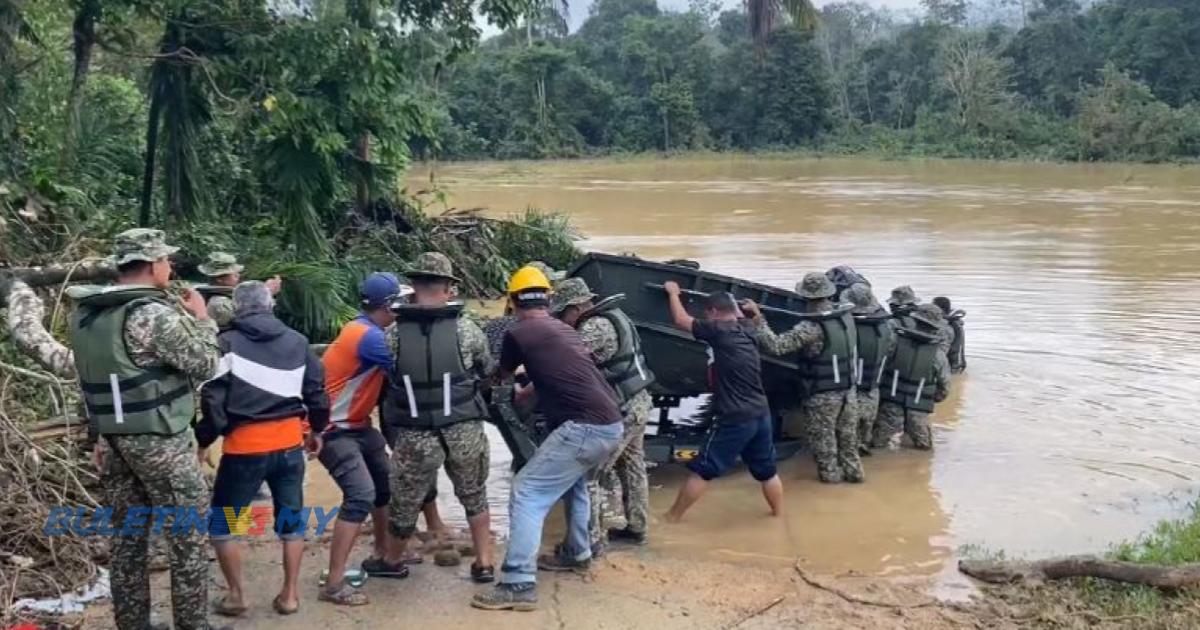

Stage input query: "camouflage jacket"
[
  {"left": 206, "top": 295, "right": 235, "bottom": 329},
  {"left": 124, "top": 302, "right": 221, "bottom": 382},
  {"left": 577, "top": 316, "right": 619, "bottom": 364},
  {"left": 385, "top": 315, "right": 493, "bottom": 379},
  {"left": 751, "top": 318, "right": 824, "bottom": 359}
]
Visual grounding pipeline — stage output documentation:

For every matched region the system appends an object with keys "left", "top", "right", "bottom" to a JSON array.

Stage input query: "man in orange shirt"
[
  {"left": 197, "top": 281, "right": 328, "bottom": 616},
  {"left": 317, "top": 272, "right": 421, "bottom": 605}
]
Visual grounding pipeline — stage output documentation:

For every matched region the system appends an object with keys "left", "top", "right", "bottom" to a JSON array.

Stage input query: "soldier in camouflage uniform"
[
  {"left": 746, "top": 273, "right": 863, "bottom": 483},
  {"left": 68, "top": 229, "right": 222, "bottom": 630},
  {"left": 887, "top": 285, "right": 920, "bottom": 325},
  {"left": 551, "top": 278, "right": 654, "bottom": 551},
  {"left": 915, "top": 302, "right": 954, "bottom": 359},
  {"left": 379, "top": 252, "right": 497, "bottom": 583},
  {"left": 872, "top": 311, "right": 951, "bottom": 451},
  {"left": 198, "top": 252, "right": 283, "bottom": 329},
  {"left": 841, "top": 283, "right": 896, "bottom": 455},
  {"left": 198, "top": 252, "right": 243, "bottom": 328}
]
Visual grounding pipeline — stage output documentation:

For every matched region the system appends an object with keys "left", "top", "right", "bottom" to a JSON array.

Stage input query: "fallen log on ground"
[
  {"left": 958, "top": 555, "right": 1200, "bottom": 589},
  {"left": 0, "top": 260, "right": 115, "bottom": 307}
]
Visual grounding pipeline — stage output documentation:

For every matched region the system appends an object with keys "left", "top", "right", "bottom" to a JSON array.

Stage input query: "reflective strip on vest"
[
  {"left": 914, "top": 378, "right": 926, "bottom": 404},
  {"left": 443, "top": 372, "right": 452, "bottom": 417},
  {"left": 109, "top": 374, "right": 125, "bottom": 424},
  {"left": 402, "top": 374, "right": 418, "bottom": 418}
]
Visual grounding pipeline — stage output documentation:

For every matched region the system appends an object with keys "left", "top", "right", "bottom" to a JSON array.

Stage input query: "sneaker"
[
  {"left": 607, "top": 527, "right": 647, "bottom": 545},
  {"left": 538, "top": 550, "right": 591, "bottom": 573},
  {"left": 471, "top": 583, "right": 537, "bottom": 611}
]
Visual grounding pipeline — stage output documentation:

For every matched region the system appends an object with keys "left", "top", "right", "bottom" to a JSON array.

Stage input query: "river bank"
[{"left": 64, "top": 513, "right": 1200, "bottom": 630}]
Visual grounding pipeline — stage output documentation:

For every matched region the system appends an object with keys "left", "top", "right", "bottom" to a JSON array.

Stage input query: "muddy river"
[{"left": 323, "top": 157, "right": 1200, "bottom": 588}]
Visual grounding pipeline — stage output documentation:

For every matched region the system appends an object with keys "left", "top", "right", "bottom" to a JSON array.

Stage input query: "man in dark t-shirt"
[
  {"left": 661, "top": 281, "right": 783, "bottom": 523},
  {"left": 472, "top": 267, "right": 624, "bottom": 612}
]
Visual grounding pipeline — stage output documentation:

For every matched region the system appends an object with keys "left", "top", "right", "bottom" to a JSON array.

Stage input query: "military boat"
[{"left": 486, "top": 252, "right": 837, "bottom": 468}]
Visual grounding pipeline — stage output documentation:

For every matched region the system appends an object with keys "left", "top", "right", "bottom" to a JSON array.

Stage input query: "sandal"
[
  {"left": 272, "top": 596, "right": 300, "bottom": 615},
  {"left": 470, "top": 563, "right": 495, "bottom": 584},
  {"left": 361, "top": 556, "right": 411, "bottom": 579},
  {"left": 318, "top": 583, "right": 369, "bottom": 607},
  {"left": 212, "top": 595, "right": 247, "bottom": 617}
]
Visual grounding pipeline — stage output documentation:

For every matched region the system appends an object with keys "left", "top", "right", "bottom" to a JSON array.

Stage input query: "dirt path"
[{"left": 76, "top": 537, "right": 1005, "bottom": 630}]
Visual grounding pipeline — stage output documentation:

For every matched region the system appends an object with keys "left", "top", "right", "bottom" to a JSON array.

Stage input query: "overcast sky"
[{"left": 557, "top": 0, "right": 926, "bottom": 34}]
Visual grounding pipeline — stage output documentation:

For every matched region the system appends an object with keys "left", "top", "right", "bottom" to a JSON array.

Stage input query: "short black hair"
[
  {"left": 412, "top": 276, "right": 451, "bottom": 292},
  {"left": 116, "top": 260, "right": 153, "bottom": 276},
  {"left": 933, "top": 296, "right": 951, "bottom": 314},
  {"left": 704, "top": 291, "right": 738, "bottom": 314}
]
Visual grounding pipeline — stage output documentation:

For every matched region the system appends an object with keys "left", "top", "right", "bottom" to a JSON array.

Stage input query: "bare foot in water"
[{"left": 663, "top": 511, "right": 682, "bottom": 524}]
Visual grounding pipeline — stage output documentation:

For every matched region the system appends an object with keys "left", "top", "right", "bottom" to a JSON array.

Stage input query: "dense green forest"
[
  {"left": 0, "top": 0, "right": 582, "bottom": 341},
  {"left": 430, "top": 0, "right": 1200, "bottom": 161},
  {"left": 1, "top": 0, "right": 1198, "bottom": 311}
]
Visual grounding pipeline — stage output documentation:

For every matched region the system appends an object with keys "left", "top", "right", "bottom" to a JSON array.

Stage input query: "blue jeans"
[
  {"left": 209, "top": 446, "right": 306, "bottom": 540},
  {"left": 501, "top": 421, "right": 623, "bottom": 585}
]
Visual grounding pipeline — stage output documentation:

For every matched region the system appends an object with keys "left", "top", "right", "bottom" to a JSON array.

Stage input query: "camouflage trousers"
[
  {"left": 872, "top": 402, "right": 933, "bottom": 450},
  {"left": 388, "top": 421, "right": 490, "bottom": 538},
  {"left": 802, "top": 389, "right": 863, "bottom": 483},
  {"left": 854, "top": 388, "right": 881, "bottom": 448},
  {"left": 103, "top": 431, "right": 210, "bottom": 630},
  {"left": 588, "top": 390, "right": 652, "bottom": 546}
]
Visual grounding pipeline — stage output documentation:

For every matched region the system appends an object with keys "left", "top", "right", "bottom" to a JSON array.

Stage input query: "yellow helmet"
[{"left": 507, "top": 266, "right": 552, "bottom": 294}]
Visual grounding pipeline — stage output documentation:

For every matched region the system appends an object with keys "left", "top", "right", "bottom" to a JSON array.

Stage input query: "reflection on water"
[{"left": 367, "top": 157, "right": 1200, "bottom": 575}]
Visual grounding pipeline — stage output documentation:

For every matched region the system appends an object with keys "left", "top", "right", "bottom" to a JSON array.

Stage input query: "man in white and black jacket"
[{"left": 197, "top": 280, "right": 329, "bottom": 617}]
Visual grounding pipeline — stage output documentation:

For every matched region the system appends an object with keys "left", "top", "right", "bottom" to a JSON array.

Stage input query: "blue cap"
[{"left": 361, "top": 272, "right": 401, "bottom": 308}]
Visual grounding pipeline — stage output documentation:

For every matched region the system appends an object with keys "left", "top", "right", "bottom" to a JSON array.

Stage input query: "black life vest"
[
  {"left": 796, "top": 304, "right": 857, "bottom": 396},
  {"left": 382, "top": 303, "right": 487, "bottom": 429}
]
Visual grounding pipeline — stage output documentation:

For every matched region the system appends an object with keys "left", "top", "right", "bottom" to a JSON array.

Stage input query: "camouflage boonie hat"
[
  {"left": 795, "top": 272, "right": 836, "bottom": 299},
  {"left": 888, "top": 285, "right": 919, "bottom": 306},
  {"left": 842, "top": 282, "right": 880, "bottom": 315},
  {"left": 526, "top": 260, "right": 566, "bottom": 282},
  {"left": 109, "top": 228, "right": 179, "bottom": 266},
  {"left": 550, "top": 277, "right": 596, "bottom": 314},
  {"left": 197, "top": 251, "right": 243, "bottom": 277},
  {"left": 915, "top": 303, "right": 945, "bottom": 322},
  {"left": 909, "top": 311, "right": 941, "bottom": 330},
  {"left": 407, "top": 252, "right": 460, "bottom": 282}
]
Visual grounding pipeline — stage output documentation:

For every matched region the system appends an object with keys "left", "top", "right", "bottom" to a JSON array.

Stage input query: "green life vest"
[
  {"left": 878, "top": 327, "right": 939, "bottom": 413},
  {"left": 796, "top": 304, "right": 857, "bottom": 396},
  {"left": 384, "top": 303, "right": 487, "bottom": 429},
  {"left": 67, "top": 285, "right": 196, "bottom": 436},
  {"left": 852, "top": 311, "right": 894, "bottom": 392},
  {"left": 576, "top": 296, "right": 655, "bottom": 404}
]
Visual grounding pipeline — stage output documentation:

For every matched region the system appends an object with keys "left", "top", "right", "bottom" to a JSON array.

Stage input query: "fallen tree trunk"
[
  {"left": 3, "top": 280, "right": 76, "bottom": 378},
  {"left": 0, "top": 260, "right": 114, "bottom": 307},
  {"left": 959, "top": 555, "right": 1200, "bottom": 589}
]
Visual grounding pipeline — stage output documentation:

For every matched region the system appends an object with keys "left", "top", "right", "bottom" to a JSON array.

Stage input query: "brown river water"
[{"left": 311, "top": 157, "right": 1200, "bottom": 589}]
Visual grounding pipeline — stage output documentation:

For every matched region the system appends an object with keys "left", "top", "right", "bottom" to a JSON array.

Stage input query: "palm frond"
[
  {"left": 251, "top": 260, "right": 358, "bottom": 342},
  {"left": 747, "top": 0, "right": 818, "bottom": 52},
  {"left": 261, "top": 138, "right": 336, "bottom": 256}
]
